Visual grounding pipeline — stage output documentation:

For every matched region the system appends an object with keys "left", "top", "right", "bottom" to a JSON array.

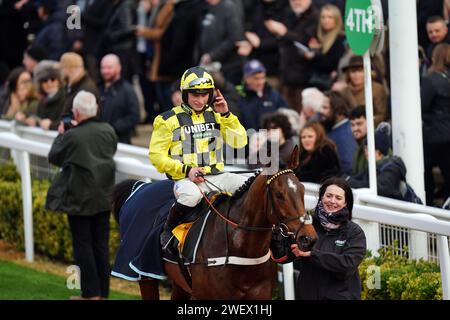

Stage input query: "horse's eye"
[{"left": 275, "top": 192, "right": 284, "bottom": 200}]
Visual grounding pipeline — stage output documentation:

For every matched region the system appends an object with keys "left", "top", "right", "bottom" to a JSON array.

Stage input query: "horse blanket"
[{"left": 111, "top": 179, "right": 175, "bottom": 281}]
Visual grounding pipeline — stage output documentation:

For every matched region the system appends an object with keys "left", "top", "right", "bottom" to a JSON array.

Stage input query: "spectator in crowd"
[
  {"left": 294, "top": 121, "right": 341, "bottom": 183},
  {"left": 349, "top": 105, "right": 368, "bottom": 176},
  {"left": 348, "top": 126, "right": 409, "bottom": 201},
  {"left": 265, "top": 0, "right": 319, "bottom": 112},
  {"left": 420, "top": 43, "right": 450, "bottom": 205},
  {"left": 30, "top": 60, "right": 66, "bottom": 130},
  {"left": 240, "top": 0, "right": 283, "bottom": 90},
  {"left": 198, "top": 0, "right": 245, "bottom": 85},
  {"left": 78, "top": 0, "right": 115, "bottom": 83},
  {"left": 99, "top": 54, "right": 140, "bottom": 144},
  {"left": 248, "top": 112, "right": 296, "bottom": 170},
  {"left": 46, "top": 91, "right": 117, "bottom": 300},
  {"left": 236, "top": 59, "right": 287, "bottom": 130},
  {"left": 320, "top": 91, "right": 356, "bottom": 175},
  {"left": 299, "top": 87, "right": 324, "bottom": 129},
  {"left": 278, "top": 107, "right": 301, "bottom": 146},
  {"left": 425, "top": 16, "right": 450, "bottom": 61},
  {"left": 22, "top": 45, "right": 48, "bottom": 74},
  {"left": 339, "top": 55, "right": 388, "bottom": 127},
  {"left": 0, "top": 62, "right": 9, "bottom": 89},
  {"left": 34, "top": 0, "right": 68, "bottom": 60},
  {"left": 417, "top": 0, "right": 445, "bottom": 50},
  {"left": 305, "top": 4, "right": 346, "bottom": 91},
  {"left": 135, "top": 0, "right": 175, "bottom": 119},
  {"left": 138, "top": 0, "right": 204, "bottom": 114},
  {"left": 0, "top": 67, "right": 39, "bottom": 121},
  {"left": 59, "top": 52, "right": 99, "bottom": 115},
  {"left": 291, "top": 177, "right": 366, "bottom": 300},
  {"left": 104, "top": 0, "right": 138, "bottom": 81}
]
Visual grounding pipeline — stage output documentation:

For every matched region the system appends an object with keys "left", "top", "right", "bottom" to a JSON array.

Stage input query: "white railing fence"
[{"left": 0, "top": 120, "right": 449, "bottom": 300}]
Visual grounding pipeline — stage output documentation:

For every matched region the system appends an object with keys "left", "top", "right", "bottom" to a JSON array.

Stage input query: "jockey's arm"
[
  {"left": 149, "top": 116, "right": 189, "bottom": 178},
  {"left": 217, "top": 112, "right": 248, "bottom": 149}
]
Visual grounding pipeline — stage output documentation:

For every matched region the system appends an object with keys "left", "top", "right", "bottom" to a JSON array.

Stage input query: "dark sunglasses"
[{"left": 40, "top": 77, "right": 56, "bottom": 83}]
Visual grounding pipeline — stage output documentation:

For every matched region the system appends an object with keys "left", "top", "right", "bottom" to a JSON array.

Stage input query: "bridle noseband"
[{"left": 266, "top": 169, "right": 312, "bottom": 241}]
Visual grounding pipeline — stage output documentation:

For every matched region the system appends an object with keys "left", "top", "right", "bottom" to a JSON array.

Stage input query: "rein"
[{"left": 199, "top": 169, "right": 310, "bottom": 232}]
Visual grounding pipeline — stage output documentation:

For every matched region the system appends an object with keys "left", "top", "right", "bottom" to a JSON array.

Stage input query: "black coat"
[
  {"left": 348, "top": 156, "right": 407, "bottom": 200},
  {"left": 37, "top": 87, "right": 66, "bottom": 130},
  {"left": 278, "top": 5, "right": 319, "bottom": 86},
  {"left": 420, "top": 70, "right": 450, "bottom": 144},
  {"left": 99, "top": 78, "right": 140, "bottom": 144},
  {"left": 46, "top": 118, "right": 117, "bottom": 216},
  {"left": 295, "top": 144, "right": 341, "bottom": 184},
  {"left": 295, "top": 214, "right": 366, "bottom": 300}
]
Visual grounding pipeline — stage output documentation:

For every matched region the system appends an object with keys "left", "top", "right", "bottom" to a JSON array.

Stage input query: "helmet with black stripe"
[{"left": 180, "top": 66, "right": 215, "bottom": 108}]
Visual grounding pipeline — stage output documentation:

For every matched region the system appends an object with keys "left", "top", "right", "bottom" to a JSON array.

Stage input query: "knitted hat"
[
  {"left": 33, "top": 60, "right": 61, "bottom": 84},
  {"left": 59, "top": 52, "right": 84, "bottom": 69},
  {"left": 366, "top": 127, "right": 391, "bottom": 155},
  {"left": 25, "top": 45, "right": 48, "bottom": 62}
]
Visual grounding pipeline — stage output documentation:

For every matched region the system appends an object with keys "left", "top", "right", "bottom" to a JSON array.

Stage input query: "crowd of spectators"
[{"left": 1, "top": 0, "right": 449, "bottom": 206}]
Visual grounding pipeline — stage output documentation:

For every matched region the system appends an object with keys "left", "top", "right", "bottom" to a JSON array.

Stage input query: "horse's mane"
[
  {"left": 111, "top": 179, "right": 146, "bottom": 223},
  {"left": 231, "top": 170, "right": 262, "bottom": 200}
]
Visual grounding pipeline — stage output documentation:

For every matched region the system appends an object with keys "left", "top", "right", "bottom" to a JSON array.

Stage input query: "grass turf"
[{"left": 0, "top": 260, "right": 139, "bottom": 300}]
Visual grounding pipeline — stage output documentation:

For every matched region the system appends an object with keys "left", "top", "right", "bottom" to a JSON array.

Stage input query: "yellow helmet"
[{"left": 180, "top": 66, "right": 215, "bottom": 107}]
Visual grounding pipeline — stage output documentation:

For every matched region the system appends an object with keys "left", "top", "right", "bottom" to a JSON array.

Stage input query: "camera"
[{"left": 61, "top": 113, "right": 74, "bottom": 131}]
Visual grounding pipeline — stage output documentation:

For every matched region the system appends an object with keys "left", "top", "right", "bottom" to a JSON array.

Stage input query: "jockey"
[{"left": 149, "top": 66, "right": 249, "bottom": 247}]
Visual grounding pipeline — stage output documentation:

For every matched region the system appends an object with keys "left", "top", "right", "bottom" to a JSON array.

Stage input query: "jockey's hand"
[
  {"left": 212, "top": 89, "right": 228, "bottom": 115},
  {"left": 188, "top": 167, "right": 205, "bottom": 183},
  {"left": 290, "top": 244, "right": 311, "bottom": 257}
]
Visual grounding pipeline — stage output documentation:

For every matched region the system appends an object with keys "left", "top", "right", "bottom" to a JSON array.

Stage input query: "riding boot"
[{"left": 160, "top": 203, "right": 188, "bottom": 248}]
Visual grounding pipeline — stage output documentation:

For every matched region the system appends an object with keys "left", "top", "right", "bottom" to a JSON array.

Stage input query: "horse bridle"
[{"left": 265, "top": 169, "right": 313, "bottom": 242}]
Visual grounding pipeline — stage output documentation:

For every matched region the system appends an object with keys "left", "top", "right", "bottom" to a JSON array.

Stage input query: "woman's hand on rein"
[{"left": 291, "top": 244, "right": 311, "bottom": 257}]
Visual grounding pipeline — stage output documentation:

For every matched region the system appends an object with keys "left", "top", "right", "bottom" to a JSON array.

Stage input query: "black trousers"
[{"left": 68, "top": 211, "right": 110, "bottom": 298}]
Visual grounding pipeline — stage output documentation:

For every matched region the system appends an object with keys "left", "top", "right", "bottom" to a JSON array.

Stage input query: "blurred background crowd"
[{"left": 0, "top": 0, "right": 449, "bottom": 207}]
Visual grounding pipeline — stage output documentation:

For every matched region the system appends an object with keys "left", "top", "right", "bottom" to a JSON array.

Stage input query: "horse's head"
[{"left": 263, "top": 146, "right": 317, "bottom": 251}]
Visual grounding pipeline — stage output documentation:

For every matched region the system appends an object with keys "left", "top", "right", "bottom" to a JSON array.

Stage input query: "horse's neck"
[{"left": 225, "top": 185, "right": 272, "bottom": 257}]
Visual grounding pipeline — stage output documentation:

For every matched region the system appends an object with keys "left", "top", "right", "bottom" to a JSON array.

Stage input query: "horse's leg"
[
  {"left": 164, "top": 262, "right": 192, "bottom": 297},
  {"left": 138, "top": 279, "right": 160, "bottom": 300},
  {"left": 171, "top": 283, "right": 191, "bottom": 300}
]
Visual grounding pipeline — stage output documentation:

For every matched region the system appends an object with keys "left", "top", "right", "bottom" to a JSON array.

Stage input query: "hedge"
[
  {"left": 359, "top": 246, "right": 442, "bottom": 300},
  {"left": 0, "top": 162, "right": 120, "bottom": 263}
]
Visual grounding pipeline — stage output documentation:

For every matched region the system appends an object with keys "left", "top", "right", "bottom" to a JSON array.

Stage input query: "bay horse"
[{"left": 111, "top": 147, "right": 317, "bottom": 299}]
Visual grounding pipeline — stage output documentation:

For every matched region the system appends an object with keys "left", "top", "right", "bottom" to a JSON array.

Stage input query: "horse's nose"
[{"left": 299, "top": 236, "right": 315, "bottom": 251}]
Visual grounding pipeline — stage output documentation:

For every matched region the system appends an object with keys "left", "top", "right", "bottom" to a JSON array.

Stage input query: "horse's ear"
[{"left": 288, "top": 145, "right": 299, "bottom": 169}]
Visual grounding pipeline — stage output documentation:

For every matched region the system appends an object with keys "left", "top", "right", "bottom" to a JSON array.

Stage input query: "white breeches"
[{"left": 174, "top": 172, "right": 249, "bottom": 207}]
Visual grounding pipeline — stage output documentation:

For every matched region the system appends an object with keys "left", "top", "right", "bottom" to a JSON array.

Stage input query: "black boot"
[{"left": 160, "top": 204, "right": 186, "bottom": 248}]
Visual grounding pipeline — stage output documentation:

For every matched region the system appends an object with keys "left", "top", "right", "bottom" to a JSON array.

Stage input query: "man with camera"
[{"left": 46, "top": 91, "right": 117, "bottom": 300}]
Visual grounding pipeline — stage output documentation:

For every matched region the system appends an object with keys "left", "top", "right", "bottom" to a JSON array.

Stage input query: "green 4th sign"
[{"left": 345, "top": 0, "right": 381, "bottom": 55}]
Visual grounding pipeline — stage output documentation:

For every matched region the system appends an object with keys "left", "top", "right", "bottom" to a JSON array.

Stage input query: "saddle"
[{"left": 162, "top": 191, "right": 231, "bottom": 264}]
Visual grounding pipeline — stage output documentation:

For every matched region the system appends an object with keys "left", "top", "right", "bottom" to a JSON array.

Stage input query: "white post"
[
  {"left": 17, "top": 151, "right": 34, "bottom": 262},
  {"left": 354, "top": 192, "right": 380, "bottom": 256},
  {"left": 389, "top": 0, "right": 428, "bottom": 260},
  {"left": 437, "top": 235, "right": 450, "bottom": 300},
  {"left": 363, "top": 52, "right": 377, "bottom": 195},
  {"left": 282, "top": 263, "right": 295, "bottom": 300}
]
